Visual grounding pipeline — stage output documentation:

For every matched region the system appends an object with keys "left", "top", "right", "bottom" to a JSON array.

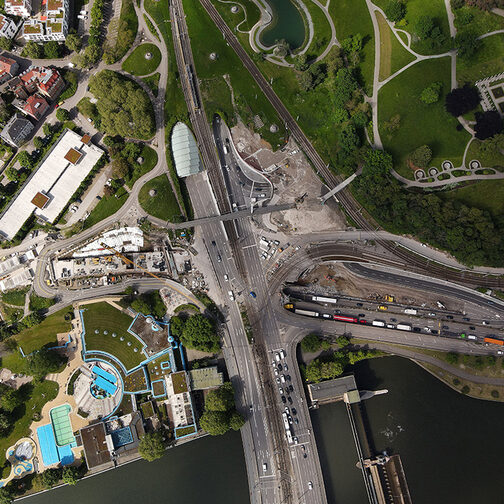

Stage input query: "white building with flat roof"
[{"left": 0, "top": 129, "right": 103, "bottom": 240}]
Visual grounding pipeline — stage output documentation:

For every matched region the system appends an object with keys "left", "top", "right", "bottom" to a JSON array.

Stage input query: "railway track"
[{"left": 198, "top": 0, "right": 504, "bottom": 289}]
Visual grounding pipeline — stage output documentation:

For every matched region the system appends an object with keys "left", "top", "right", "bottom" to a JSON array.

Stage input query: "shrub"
[{"left": 384, "top": 0, "right": 406, "bottom": 22}]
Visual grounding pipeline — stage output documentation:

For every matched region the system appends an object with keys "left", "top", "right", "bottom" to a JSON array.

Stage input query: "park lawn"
[
  {"left": 143, "top": 13, "right": 160, "bottom": 40},
  {"left": 398, "top": 0, "right": 451, "bottom": 55},
  {"left": 303, "top": 0, "right": 332, "bottom": 59},
  {"left": 142, "top": 72, "right": 160, "bottom": 97},
  {"left": 1, "top": 287, "right": 29, "bottom": 307},
  {"left": 182, "top": 0, "right": 286, "bottom": 148},
  {"left": 453, "top": 6, "right": 504, "bottom": 37},
  {"left": 122, "top": 43, "right": 161, "bottom": 76},
  {"left": 83, "top": 187, "right": 129, "bottom": 230},
  {"left": 16, "top": 307, "right": 73, "bottom": 355},
  {"left": 465, "top": 139, "right": 504, "bottom": 171},
  {"left": 81, "top": 302, "right": 144, "bottom": 371},
  {"left": 457, "top": 34, "right": 504, "bottom": 84},
  {"left": 112, "top": 0, "right": 138, "bottom": 62},
  {"left": 0, "top": 380, "right": 59, "bottom": 460},
  {"left": 139, "top": 174, "right": 182, "bottom": 221},
  {"left": 328, "top": 0, "right": 375, "bottom": 95},
  {"left": 126, "top": 145, "right": 158, "bottom": 188},
  {"left": 440, "top": 179, "right": 504, "bottom": 219},
  {"left": 378, "top": 57, "right": 470, "bottom": 178},
  {"left": 376, "top": 11, "right": 415, "bottom": 81},
  {"left": 209, "top": 0, "right": 260, "bottom": 32}
]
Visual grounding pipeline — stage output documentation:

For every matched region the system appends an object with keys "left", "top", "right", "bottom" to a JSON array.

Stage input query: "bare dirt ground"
[
  {"left": 231, "top": 122, "right": 346, "bottom": 234},
  {"left": 298, "top": 263, "right": 465, "bottom": 312}
]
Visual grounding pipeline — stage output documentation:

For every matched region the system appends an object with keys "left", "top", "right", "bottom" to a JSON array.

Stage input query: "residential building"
[
  {"left": 0, "top": 129, "right": 104, "bottom": 239},
  {"left": 18, "top": 66, "right": 65, "bottom": 100},
  {"left": 4, "top": 0, "right": 31, "bottom": 18},
  {"left": 22, "top": 0, "right": 69, "bottom": 41},
  {"left": 0, "top": 14, "right": 19, "bottom": 39},
  {"left": 0, "top": 54, "right": 19, "bottom": 85},
  {"left": 13, "top": 94, "right": 49, "bottom": 120},
  {"left": 0, "top": 113, "right": 33, "bottom": 147}
]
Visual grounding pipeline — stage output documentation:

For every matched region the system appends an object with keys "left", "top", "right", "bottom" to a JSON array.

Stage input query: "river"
[
  {"left": 259, "top": 0, "right": 305, "bottom": 50},
  {"left": 27, "top": 432, "right": 248, "bottom": 504},
  {"left": 311, "top": 356, "right": 504, "bottom": 503}
]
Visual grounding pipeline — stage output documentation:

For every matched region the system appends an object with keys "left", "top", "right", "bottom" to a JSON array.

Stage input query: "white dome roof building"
[{"left": 171, "top": 122, "right": 203, "bottom": 178}]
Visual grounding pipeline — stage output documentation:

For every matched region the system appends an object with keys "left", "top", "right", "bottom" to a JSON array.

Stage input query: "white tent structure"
[{"left": 171, "top": 122, "right": 202, "bottom": 178}]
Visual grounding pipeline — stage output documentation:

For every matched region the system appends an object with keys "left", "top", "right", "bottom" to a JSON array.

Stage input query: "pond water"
[{"left": 259, "top": 0, "right": 305, "bottom": 50}]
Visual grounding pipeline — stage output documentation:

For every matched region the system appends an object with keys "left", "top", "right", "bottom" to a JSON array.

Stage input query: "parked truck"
[
  {"left": 397, "top": 323, "right": 412, "bottom": 331},
  {"left": 372, "top": 320, "right": 386, "bottom": 327},
  {"left": 404, "top": 308, "right": 418, "bottom": 315}
]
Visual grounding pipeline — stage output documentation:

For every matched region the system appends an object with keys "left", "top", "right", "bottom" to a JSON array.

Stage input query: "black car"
[
  {"left": 413, "top": 327, "right": 421, "bottom": 332},
  {"left": 442, "top": 325, "right": 449, "bottom": 330},
  {"left": 281, "top": 396, "right": 286, "bottom": 404},
  {"left": 390, "top": 318, "right": 397, "bottom": 322},
  {"left": 278, "top": 364, "right": 283, "bottom": 371},
  {"left": 289, "top": 385, "right": 293, "bottom": 392},
  {"left": 447, "top": 315, "right": 454, "bottom": 319},
  {"left": 463, "top": 317, "right": 470, "bottom": 321},
  {"left": 358, "top": 314, "right": 365, "bottom": 318},
  {"left": 292, "top": 408, "right": 297, "bottom": 415},
  {"left": 356, "top": 302, "right": 363, "bottom": 307},
  {"left": 470, "top": 326, "right": 476, "bottom": 330},
  {"left": 211, "top": 240, "right": 216, "bottom": 246},
  {"left": 287, "top": 396, "right": 293, "bottom": 404},
  {"left": 431, "top": 329, "right": 439, "bottom": 335}
]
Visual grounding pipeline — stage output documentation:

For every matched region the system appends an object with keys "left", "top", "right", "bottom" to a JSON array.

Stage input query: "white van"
[
  {"left": 279, "top": 349, "right": 286, "bottom": 359},
  {"left": 262, "top": 463, "right": 267, "bottom": 472},
  {"left": 228, "top": 290, "right": 234, "bottom": 301}
]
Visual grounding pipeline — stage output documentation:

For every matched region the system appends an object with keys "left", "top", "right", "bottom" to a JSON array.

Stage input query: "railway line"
[{"left": 198, "top": 0, "right": 504, "bottom": 290}]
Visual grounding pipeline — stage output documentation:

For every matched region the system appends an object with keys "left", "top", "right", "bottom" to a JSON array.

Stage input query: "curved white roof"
[{"left": 171, "top": 122, "right": 202, "bottom": 178}]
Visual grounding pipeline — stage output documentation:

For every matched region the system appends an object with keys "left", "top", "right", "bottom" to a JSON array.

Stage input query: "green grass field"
[
  {"left": 457, "top": 34, "right": 504, "bottom": 84},
  {"left": 182, "top": 0, "right": 285, "bottom": 148},
  {"left": 81, "top": 302, "right": 144, "bottom": 371},
  {"left": 16, "top": 307, "right": 73, "bottom": 355},
  {"left": 138, "top": 174, "right": 182, "bottom": 221},
  {"left": 209, "top": 0, "right": 260, "bottom": 32},
  {"left": 0, "top": 380, "right": 58, "bottom": 460},
  {"left": 83, "top": 187, "right": 129, "bottom": 230},
  {"left": 1, "top": 287, "right": 29, "bottom": 307},
  {"left": 328, "top": 0, "right": 375, "bottom": 95},
  {"left": 142, "top": 72, "right": 160, "bottom": 97},
  {"left": 122, "top": 43, "right": 162, "bottom": 76},
  {"left": 466, "top": 139, "right": 504, "bottom": 171},
  {"left": 375, "top": 0, "right": 451, "bottom": 55},
  {"left": 303, "top": 0, "right": 332, "bottom": 59},
  {"left": 454, "top": 6, "right": 504, "bottom": 37},
  {"left": 126, "top": 145, "right": 158, "bottom": 188},
  {"left": 378, "top": 57, "right": 470, "bottom": 178},
  {"left": 441, "top": 179, "right": 504, "bottom": 218},
  {"left": 377, "top": 11, "right": 415, "bottom": 81}
]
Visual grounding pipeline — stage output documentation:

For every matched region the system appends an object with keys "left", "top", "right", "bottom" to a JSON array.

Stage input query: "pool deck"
[{"left": 29, "top": 304, "right": 89, "bottom": 467}]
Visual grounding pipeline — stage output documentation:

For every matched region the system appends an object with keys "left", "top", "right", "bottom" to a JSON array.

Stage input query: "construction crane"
[{"left": 99, "top": 242, "right": 203, "bottom": 308}]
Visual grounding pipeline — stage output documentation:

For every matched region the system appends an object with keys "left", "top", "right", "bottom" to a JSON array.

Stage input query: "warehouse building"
[{"left": 0, "top": 129, "right": 103, "bottom": 240}]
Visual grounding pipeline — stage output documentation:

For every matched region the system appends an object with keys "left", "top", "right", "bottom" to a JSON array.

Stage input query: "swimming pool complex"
[{"left": 49, "top": 404, "right": 75, "bottom": 446}]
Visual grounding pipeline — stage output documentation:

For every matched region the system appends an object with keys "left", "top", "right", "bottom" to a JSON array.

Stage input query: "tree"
[
  {"left": 415, "top": 15, "right": 434, "bottom": 39},
  {"left": 33, "top": 137, "right": 44, "bottom": 149},
  {"left": 41, "top": 468, "right": 60, "bottom": 488},
  {"left": 383, "top": 114, "right": 401, "bottom": 133},
  {"left": 445, "top": 84, "right": 480, "bottom": 116},
  {"left": 298, "top": 71, "right": 314, "bottom": 92},
  {"left": 333, "top": 68, "right": 358, "bottom": 108},
  {"left": 199, "top": 410, "right": 230, "bottom": 435},
  {"left": 409, "top": 145, "right": 432, "bottom": 168},
  {"left": 0, "top": 413, "right": 10, "bottom": 434},
  {"left": 42, "top": 123, "right": 52, "bottom": 136},
  {"left": 83, "top": 44, "right": 102, "bottom": 66},
  {"left": 65, "top": 33, "right": 82, "bottom": 52},
  {"left": 0, "top": 102, "right": 10, "bottom": 124},
  {"left": 341, "top": 33, "right": 363, "bottom": 54},
  {"left": 333, "top": 108, "right": 349, "bottom": 124},
  {"left": 27, "top": 348, "right": 62, "bottom": 379},
  {"left": 43, "top": 41, "right": 60, "bottom": 59},
  {"left": 1, "top": 388, "right": 21, "bottom": 412},
  {"left": 138, "top": 432, "right": 165, "bottom": 461},
  {"left": 0, "top": 37, "right": 13, "bottom": 51},
  {"left": 17, "top": 151, "right": 33, "bottom": 169},
  {"left": 455, "top": 31, "right": 480, "bottom": 58},
  {"left": 205, "top": 382, "right": 235, "bottom": 412},
  {"left": 5, "top": 166, "right": 18, "bottom": 181},
  {"left": 62, "top": 466, "right": 80, "bottom": 485},
  {"left": 21, "top": 41, "right": 43, "bottom": 59},
  {"left": 338, "top": 123, "right": 360, "bottom": 153},
  {"left": 301, "top": 333, "right": 322, "bottom": 353},
  {"left": 180, "top": 313, "right": 219, "bottom": 353},
  {"left": 293, "top": 53, "right": 309, "bottom": 71},
  {"left": 229, "top": 411, "right": 245, "bottom": 431},
  {"left": 0, "top": 487, "right": 13, "bottom": 504},
  {"left": 56, "top": 108, "right": 70, "bottom": 122},
  {"left": 111, "top": 157, "right": 130, "bottom": 179},
  {"left": 420, "top": 81, "right": 443, "bottom": 104},
  {"left": 384, "top": 0, "right": 406, "bottom": 22},
  {"left": 169, "top": 315, "right": 185, "bottom": 337},
  {"left": 474, "top": 111, "right": 504, "bottom": 140}
]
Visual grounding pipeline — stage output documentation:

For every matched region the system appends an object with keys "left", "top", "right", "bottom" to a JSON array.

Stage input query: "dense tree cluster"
[
  {"left": 453, "top": 0, "right": 504, "bottom": 10},
  {"left": 122, "top": 288, "right": 166, "bottom": 319},
  {"left": 445, "top": 84, "right": 480, "bottom": 116},
  {"left": 415, "top": 15, "right": 446, "bottom": 48},
  {"left": 408, "top": 144, "right": 432, "bottom": 168},
  {"left": 138, "top": 431, "right": 165, "bottom": 461},
  {"left": 88, "top": 70, "right": 155, "bottom": 139},
  {"left": 420, "top": 81, "right": 443, "bottom": 104},
  {"left": 455, "top": 31, "right": 480, "bottom": 58},
  {"left": 300, "top": 333, "right": 330, "bottom": 353},
  {"left": 353, "top": 149, "right": 504, "bottom": 266},
  {"left": 199, "top": 383, "right": 244, "bottom": 435},
  {"left": 384, "top": 0, "right": 406, "bottom": 22},
  {"left": 474, "top": 111, "right": 503, "bottom": 140},
  {"left": 170, "top": 312, "right": 219, "bottom": 353},
  {"left": 27, "top": 348, "right": 64, "bottom": 379}
]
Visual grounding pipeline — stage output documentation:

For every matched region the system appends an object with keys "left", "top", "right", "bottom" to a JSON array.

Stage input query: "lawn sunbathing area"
[
  {"left": 16, "top": 308, "right": 73, "bottom": 355},
  {"left": 138, "top": 174, "right": 182, "bottom": 222},
  {"left": 81, "top": 302, "right": 144, "bottom": 371},
  {"left": 122, "top": 43, "right": 162, "bottom": 76}
]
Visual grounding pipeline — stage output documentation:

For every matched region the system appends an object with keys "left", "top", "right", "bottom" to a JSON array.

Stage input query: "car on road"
[
  {"left": 483, "top": 321, "right": 489, "bottom": 325},
  {"left": 463, "top": 317, "right": 470, "bottom": 321},
  {"left": 431, "top": 329, "right": 438, "bottom": 334},
  {"left": 262, "top": 463, "right": 267, "bottom": 472},
  {"left": 286, "top": 375, "right": 291, "bottom": 381},
  {"left": 284, "top": 364, "right": 288, "bottom": 371},
  {"left": 293, "top": 436, "right": 298, "bottom": 444},
  {"left": 223, "top": 274, "right": 229, "bottom": 281},
  {"left": 308, "top": 482, "right": 313, "bottom": 490},
  {"left": 284, "top": 407, "right": 289, "bottom": 414},
  {"left": 287, "top": 396, "right": 293, "bottom": 404},
  {"left": 288, "top": 385, "right": 293, "bottom": 392},
  {"left": 217, "top": 254, "right": 222, "bottom": 263},
  {"left": 294, "top": 418, "right": 299, "bottom": 425},
  {"left": 249, "top": 291, "right": 257, "bottom": 298},
  {"left": 413, "top": 327, "right": 421, "bottom": 332},
  {"left": 96, "top": 195, "right": 101, "bottom": 200},
  {"left": 390, "top": 318, "right": 397, "bottom": 322},
  {"left": 356, "top": 302, "right": 363, "bottom": 307},
  {"left": 470, "top": 326, "right": 476, "bottom": 330},
  {"left": 275, "top": 353, "right": 280, "bottom": 362},
  {"left": 358, "top": 313, "right": 365, "bottom": 318},
  {"left": 292, "top": 408, "right": 297, "bottom": 415},
  {"left": 281, "top": 396, "right": 286, "bottom": 403},
  {"left": 279, "top": 387, "right": 283, "bottom": 394},
  {"left": 442, "top": 325, "right": 449, "bottom": 330},
  {"left": 428, "top": 312, "right": 436, "bottom": 317},
  {"left": 447, "top": 315, "right": 454, "bottom": 319},
  {"left": 274, "top": 369, "right": 279, "bottom": 376},
  {"left": 211, "top": 240, "right": 216, "bottom": 246},
  {"left": 228, "top": 290, "right": 234, "bottom": 301},
  {"left": 276, "top": 377, "right": 280, "bottom": 384}
]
